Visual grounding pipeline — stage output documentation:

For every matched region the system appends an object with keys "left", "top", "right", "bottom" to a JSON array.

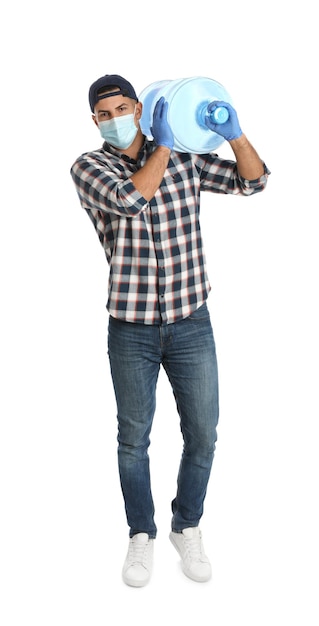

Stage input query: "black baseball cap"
[{"left": 89, "top": 74, "right": 138, "bottom": 112}]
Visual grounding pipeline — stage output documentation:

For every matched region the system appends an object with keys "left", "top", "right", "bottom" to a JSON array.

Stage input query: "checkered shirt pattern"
[{"left": 71, "top": 139, "right": 269, "bottom": 324}]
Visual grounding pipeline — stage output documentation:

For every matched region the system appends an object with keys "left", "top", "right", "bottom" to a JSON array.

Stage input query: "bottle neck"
[{"left": 197, "top": 101, "right": 229, "bottom": 128}]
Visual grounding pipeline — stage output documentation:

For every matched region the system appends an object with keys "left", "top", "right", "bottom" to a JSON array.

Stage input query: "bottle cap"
[{"left": 211, "top": 106, "right": 229, "bottom": 124}]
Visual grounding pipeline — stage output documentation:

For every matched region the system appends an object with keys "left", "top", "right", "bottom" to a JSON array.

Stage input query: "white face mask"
[{"left": 98, "top": 108, "right": 138, "bottom": 149}]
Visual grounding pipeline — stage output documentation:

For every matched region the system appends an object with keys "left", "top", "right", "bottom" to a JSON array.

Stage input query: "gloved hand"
[
  {"left": 151, "top": 96, "right": 174, "bottom": 150},
  {"left": 205, "top": 100, "right": 243, "bottom": 141}
]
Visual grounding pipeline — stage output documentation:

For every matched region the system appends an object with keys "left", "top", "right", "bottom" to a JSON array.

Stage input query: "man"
[{"left": 70, "top": 74, "right": 270, "bottom": 587}]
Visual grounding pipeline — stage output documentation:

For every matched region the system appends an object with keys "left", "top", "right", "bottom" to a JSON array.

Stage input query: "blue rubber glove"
[
  {"left": 150, "top": 96, "right": 174, "bottom": 149},
  {"left": 205, "top": 100, "right": 243, "bottom": 141}
]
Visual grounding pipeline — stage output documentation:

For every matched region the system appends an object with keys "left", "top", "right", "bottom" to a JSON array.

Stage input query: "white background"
[{"left": 1, "top": 1, "right": 318, "bottom": 624}]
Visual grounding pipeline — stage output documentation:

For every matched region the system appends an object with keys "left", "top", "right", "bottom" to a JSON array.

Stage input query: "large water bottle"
[{"left": 139, "top": 76, "right": 233, "bottom": 154}]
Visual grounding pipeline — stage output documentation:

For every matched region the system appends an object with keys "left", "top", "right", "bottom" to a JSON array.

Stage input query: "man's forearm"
[
  {"left": 230, "top": 134, "right": 265, "bottom": 180},
  {"left": 130, "top": 146, "right": 171, "bottom": 201}
]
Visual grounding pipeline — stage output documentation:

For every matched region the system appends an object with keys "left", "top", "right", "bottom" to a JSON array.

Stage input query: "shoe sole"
[{"left": 122, "top": 575, "right": 150, "bottom": 587}]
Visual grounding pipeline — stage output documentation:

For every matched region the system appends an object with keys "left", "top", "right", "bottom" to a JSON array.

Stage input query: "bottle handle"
[{"left": 197, "top": 100, "right": 229, "bottom": 128}]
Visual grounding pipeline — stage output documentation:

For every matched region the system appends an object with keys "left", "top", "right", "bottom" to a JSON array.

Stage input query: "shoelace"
[
  {"left": 184, "top": 535, "right": 202, "bottom": 562},
  {"left": 127, "top": 540, "right": 149, "bottom": 566}
]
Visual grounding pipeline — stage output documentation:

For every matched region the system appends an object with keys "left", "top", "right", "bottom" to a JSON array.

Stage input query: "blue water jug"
[{"left": 139, "top": 76, "right": 233, "bottom": 153}]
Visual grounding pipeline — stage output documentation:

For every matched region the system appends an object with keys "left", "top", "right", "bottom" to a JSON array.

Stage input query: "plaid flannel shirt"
[{"left": 71, "top": 139, "right": 270, "bottom": 325}]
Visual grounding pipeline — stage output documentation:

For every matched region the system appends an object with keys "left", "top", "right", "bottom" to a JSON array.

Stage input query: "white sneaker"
[
  {"left": 122, "top": 533, "right": 154, "bottom": 587},
  {"left": 169, "top": 527, "right": 212, "bottom": 582}
]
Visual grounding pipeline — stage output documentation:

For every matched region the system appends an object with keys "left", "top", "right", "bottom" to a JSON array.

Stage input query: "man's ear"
[
  {"left": 135, "top": 102, "right": 143, "bottom": 120},
  {"left": 92, "top": 114, "right": 99, "bottom": 127}
]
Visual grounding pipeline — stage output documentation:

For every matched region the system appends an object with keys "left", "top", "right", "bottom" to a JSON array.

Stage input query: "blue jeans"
[{"left": 107, "top": 303, "right": 219, "bottom": 538}]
